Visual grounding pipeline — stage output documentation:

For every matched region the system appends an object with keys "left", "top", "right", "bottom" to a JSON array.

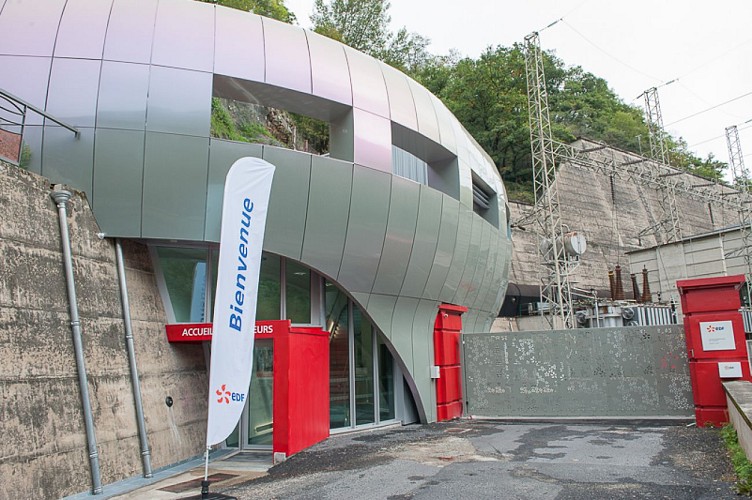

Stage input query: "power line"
[
  {"left": 559, "top": 19, "right": 662, "bottom": 82},
  {"left": 688, "top": 120, "right": 752, "bottom": 149},
  {"left": 665, "top": 91, "right": 752, "bottom": 127}
]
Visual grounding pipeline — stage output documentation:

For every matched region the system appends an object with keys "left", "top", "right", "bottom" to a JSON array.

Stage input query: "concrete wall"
[
  {"left": 0, "top": 161, "right": 208, "bottom": 499},
  {"left": 464, "top": 325, "right": 693, "bottom": 418},
  {"left": 508, "top": 139, "right": 740, "bottom": 295},
  {"left": 725, "top": 381, "right": 752, "bottom": 461}
]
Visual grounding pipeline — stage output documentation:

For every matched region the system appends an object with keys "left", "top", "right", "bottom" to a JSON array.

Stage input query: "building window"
[
  {"left": 257, "top": 254, "right": 281, "bottom": 321},
  {"left": 284, "top": 259, "right": 311, "bottom": 324},
  {"left": 155, "top": 247, "right": 208, "bottom": 322},
  {"left": 472, "top": 174, "right": 499, "bottom": 228},
  {"left": 392, "top": 146, "right": 428, "bottom": 184}
]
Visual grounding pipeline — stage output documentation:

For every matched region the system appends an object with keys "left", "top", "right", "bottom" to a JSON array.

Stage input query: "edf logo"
[
  {"left": 215, "top": 384, "right": 245, "bottom": 404},
  {"left": 706, "top": 324, "right": 725, "bottom": 333}
]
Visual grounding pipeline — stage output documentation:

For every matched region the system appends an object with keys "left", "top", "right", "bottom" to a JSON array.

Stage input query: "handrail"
[{"left": 0, "top": 88, "right": 79, "bottom": 138}]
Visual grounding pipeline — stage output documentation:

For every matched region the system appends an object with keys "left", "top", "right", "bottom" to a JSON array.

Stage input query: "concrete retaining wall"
[
  {"left": 0, "top": 161, "right": 208, "bottom": 499},
  {"left": 464, "top": 325, "right": 693, "bottom": 418},
  {"left": 725, "top": 381, "right": 752, "bottom": 460}
]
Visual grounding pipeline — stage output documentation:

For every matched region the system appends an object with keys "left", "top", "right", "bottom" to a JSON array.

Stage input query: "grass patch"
[{"left": 721, "top": 424, "right": 752, "bottom": 495}]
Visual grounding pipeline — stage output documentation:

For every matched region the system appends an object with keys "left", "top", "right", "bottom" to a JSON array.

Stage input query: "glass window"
[
  {"left": 353, "top": 306, "right": 375, "bottom": 425},
  {"left": 326, "top": 281, "right": 350, "bottom": 428},
  {"left": 156, "top": 247, "right": 208, "bottom": 322},
  {"left": 285, "top": 260, "right": 311, "bottom": 324},
  {"left": 378, "top": 339, "right": 395, "bottom": 421},
  {"left": 392, "top": 145, "right": 427, "bottom": 184},
  {"left": 256, "top": 253, "right": 281, "bottom": 320}
]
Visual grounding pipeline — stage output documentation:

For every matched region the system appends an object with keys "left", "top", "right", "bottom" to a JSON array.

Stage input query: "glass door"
[{"left": 245, "top": 339, "right": 274, "bottom": 448}]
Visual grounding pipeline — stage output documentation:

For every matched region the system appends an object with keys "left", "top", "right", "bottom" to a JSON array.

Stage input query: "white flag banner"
[{"left": 206, "top": 157, "right": 275, "bottom": 446}]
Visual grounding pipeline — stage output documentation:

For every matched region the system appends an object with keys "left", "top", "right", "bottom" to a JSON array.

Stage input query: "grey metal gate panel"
[{"left": 464, "top": 325, "right": 693, "bottom": 418}]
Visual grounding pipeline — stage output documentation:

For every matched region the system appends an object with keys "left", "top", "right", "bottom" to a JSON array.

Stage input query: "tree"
[
  {"left": 199, "top": 0, "right": 296, "bottom": 23},
  {"left": 311, "top": 0, "right": 429, "bottom": 75}
]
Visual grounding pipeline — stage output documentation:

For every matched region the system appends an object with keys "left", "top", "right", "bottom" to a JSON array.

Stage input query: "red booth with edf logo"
[{"left": 677, "top": 275, "right": 749, "bottom": 426}]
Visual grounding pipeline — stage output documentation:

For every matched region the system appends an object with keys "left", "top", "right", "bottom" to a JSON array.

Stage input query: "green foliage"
[
  {"left": 289, "top": 112, "right": 329, "bottom": 153},
  {"left": 19, "top": 143, "right": 31, "bottom": 169},
  {"left": 198, "top": 0, "right": 295, "bottom": 23},
  {"left": 311, "top": 0, "right": 429, "bottom": 75},
  {"left": 413, "top": 45, "right": 727, "bottom": 201},
  {"left": 721, "top": 424, "right": 752, "bottom": 495},
  {"left": 210, "top": 97, "right": 275, "bottom": 144}
]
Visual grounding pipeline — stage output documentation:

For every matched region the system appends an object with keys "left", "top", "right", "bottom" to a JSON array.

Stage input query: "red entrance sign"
[{"left": 165, "top": 320, "right": 287, "bottom": 343}]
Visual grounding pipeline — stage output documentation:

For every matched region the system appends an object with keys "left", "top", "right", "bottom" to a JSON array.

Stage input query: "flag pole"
[{"left": 201, "top": 446, "right": 210, "bottom": 499}]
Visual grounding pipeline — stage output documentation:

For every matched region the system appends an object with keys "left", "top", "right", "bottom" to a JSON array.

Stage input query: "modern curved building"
[{"left": 0, "top": 0, "right": 509, "bottom": 455}]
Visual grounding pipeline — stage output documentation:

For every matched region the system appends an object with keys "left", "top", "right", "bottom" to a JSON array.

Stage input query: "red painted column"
[
  {"left": 677, "top": 275, "right": 750, "bottom": 426},
  {"left": 434, "top": 304, "right": 468, "bottom": 421}
]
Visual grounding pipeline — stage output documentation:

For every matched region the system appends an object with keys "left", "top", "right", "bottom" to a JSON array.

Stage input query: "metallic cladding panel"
[
  {"left": 54, "top": 0, "right": 113, "bottom": 59},
  {"left": 364, "top": 293, "right": 398, "bottom": 340},
  {"left": 351, "top": 292, "right": 370, "bottom": 311},
  {"left": 474, "top": 228, "right": 500, "bottom": 312},
  {"left": 46, "top": 58, "right": 102, "bottom": 127},
  {"left": 141, "top": 132, "right": 209, "bottom": 240},
  {"left": 262, "top": 18, "right": 311, "bottom": 95},
  {"left": 205, "top": 139, "right": 263, "bottom": 242},
  {"left": 301, "top": 156, "right": 353, "bottom": 279},
  {"left": 42, "top": 126, "right": 94, "bottom": 195},
  {"left": 103, "top": 0, "right": 158, "bottom": 64},
  {"left": 262, "top": 146, "right": 311, "bottom": 260},
  {"left": 371, "top": 176, "right": 420, "bottom": 296},
  {"left": 146, "top": 66, "right": 212, "bottom": 137},
  {"left": 337, "top": 166, "right": 391, "bottom": 293},
  {"left": 431, "top": 94, "right": 457, "bottom": 156},
  {"left": 0, "top": 55, "right": 51, "bottom": 124},
  {"left": 382, "top": 65, "right": 417, "bottom": 130},
  {"left": 390, "top": 296, "right": 423, "bottom": 421},
  {"left": 408, "top": 79, "right": 441, "bottom": 145},
  {"left": 465, "top": 223, "right": 492, "bottom": 307},
  {"left": 457, "top": 157, "right": 474, "bottom": 209},
  {"left": 424, "top": 196, "right": 460, "bottom": 300},
  {"left": 463, "top": 309, "right": 481, "bottom": 333},
  {"left": 306, "top": 31, "right": 352, "bottom": 106},
  {"left": 352, "top": 109, "right": 391, "bottom": 172},
  {"left": 93, "top": 128, "right": 145, "bottom": 236},
  {"left": 440, "top": 208, "right": 473, "bottom": 303},
  {"left": 0, "top": 0, "right": 65, "bottom": 57},
  {"left": 391, "top": 296, "right": 420, "bottom": 373},
  {"left": 400, "top": 186, "right": 443, "bottom": 298},
  {"left": 152, "top": 0, "right": 214, "bottom": 72},
  {"left": 213, "top": 7, "right": 264, "bottom": 82},
  {"left": 413, "top": 298, "right": 439, "bottom": 422},
  {"left": 454, "top": 216, "right": 483, "bottom": 306},
  {"left": 97, "top": 61, "right": 150, "bottom": 130},
  {"left": 482, "top": 236, "right": 509, "bottom": 314},
  {"left": 344, "top": 47, "right": 389, "bottom": 118}
]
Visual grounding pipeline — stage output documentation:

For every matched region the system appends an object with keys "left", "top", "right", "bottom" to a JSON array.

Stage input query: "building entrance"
[{"left": 243, "top": 339, "right": 274, "bottom": 449}]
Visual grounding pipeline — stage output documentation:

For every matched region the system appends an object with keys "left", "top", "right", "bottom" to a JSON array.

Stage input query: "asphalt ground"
[{"left": 216, "top": 420, "right": 738, "bottom": 500}]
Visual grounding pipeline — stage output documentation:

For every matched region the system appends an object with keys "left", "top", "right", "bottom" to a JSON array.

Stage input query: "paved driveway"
[{"left": 221, "top": 421, "right": 736, "bottom": 499}]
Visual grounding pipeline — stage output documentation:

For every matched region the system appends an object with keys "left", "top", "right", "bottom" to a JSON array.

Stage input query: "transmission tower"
[
  {"left": 642, "top": 87, "right": 682, "bottom": 243},
  {"left": 524, "top": 31, "right": 578, "bottom": 329},
  {"left": 725, "top": 125, "right": 752, "bottom": 305}
]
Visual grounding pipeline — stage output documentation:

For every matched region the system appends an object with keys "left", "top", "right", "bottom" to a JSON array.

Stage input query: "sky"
[{"left": 285, "top": 0, "right": 752, "bottom": 178}]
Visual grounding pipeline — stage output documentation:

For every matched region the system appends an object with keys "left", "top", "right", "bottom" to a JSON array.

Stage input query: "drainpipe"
[
  {"left": 115, "top": 239, "right": 153, "bottom": 478},
  {"left": 50, "top": 187, "right": 103, "bottom": 495}
]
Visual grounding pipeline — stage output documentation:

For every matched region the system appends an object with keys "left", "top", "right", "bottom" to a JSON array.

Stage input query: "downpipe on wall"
[
  {"left": 115, "top": 239, "right": 153, "bottom": 478},
  {"left": 50, "top": 187, "right": 103, "bottom": 495}
]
